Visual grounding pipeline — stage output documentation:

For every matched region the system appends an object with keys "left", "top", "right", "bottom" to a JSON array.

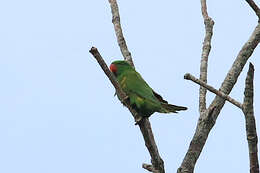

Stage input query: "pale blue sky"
[{"left": 0, "top": 0, "right": 259, "bottom": 173}]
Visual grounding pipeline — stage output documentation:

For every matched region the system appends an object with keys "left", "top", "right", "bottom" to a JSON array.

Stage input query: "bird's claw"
[
  {"left": 121, "top": 95, "right": 129, "bottom": 105},
  {"left": 134, "top": 116, "right": 143, "bottom": 125}
]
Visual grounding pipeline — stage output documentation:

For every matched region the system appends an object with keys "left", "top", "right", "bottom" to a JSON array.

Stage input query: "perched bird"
[{"left": 109, "top": 60, "right": 187, "bottom": 117}]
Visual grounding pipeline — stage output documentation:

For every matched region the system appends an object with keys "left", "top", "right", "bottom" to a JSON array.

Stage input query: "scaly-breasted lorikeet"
[{"left": 109, "top": 60, "right": 187, "bottom": 117}]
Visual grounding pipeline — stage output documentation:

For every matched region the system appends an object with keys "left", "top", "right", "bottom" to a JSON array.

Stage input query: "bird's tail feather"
[{"left": 160, "top": 103, "right": 187, "bottom": 113}]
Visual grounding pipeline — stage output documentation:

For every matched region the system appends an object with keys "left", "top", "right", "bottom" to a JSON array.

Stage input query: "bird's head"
[{"left": 110, "top": 60, "right": 133, "bottom": 77}]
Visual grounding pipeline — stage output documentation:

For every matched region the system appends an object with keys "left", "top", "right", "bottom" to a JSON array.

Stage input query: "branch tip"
[
  {"left": 184, "top": 73, "right": 191, "bottom": 80},
  {"left": 242, "top": 62, "right": 259, "bottom": 173},
  {"left": 185, "top": 73, "right": 243, "bottom": 109},
  {"left": 246, "top": 0, "right": 260, "bottom": 19},
  {"left": 249, "top": 62, "right": 255, "bottom": 71},
  {"left": 89, "top": 47, "right": 97, "bottom": 54}
]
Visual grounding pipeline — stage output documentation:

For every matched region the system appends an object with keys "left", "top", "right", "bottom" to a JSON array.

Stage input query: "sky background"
[{"left": 0, "top": 0, "right": 259, "bottom": 173}]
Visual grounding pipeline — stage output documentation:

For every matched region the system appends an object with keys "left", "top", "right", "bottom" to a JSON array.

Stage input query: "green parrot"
[{"left": 109, "top": 60, "right": 187, "bottom": 117}]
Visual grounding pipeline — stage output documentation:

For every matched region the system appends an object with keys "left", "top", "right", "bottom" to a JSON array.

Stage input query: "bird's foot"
[
  {"left": 134, "top": 116, "right": 143, "bottom": 125},
  {"left": 121, "top": 95, "right": 129, "bottom": 105}
]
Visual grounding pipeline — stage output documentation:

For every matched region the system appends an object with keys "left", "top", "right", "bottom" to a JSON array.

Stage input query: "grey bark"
[{"left": 243, "top": 63, "right": 259, "bottom": 173}]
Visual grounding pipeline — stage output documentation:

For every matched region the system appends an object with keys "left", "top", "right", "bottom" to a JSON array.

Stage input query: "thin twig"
[
  {"left": 246, "top": 0, "right": 260, "bottom": 19},
  {"left": 89, "top": 47, "right": 165, "bottom": 173},
  {"left": 199, "top": 0, "right": 214, "bottom": 112},
  {"left": 184, "top": 73, "right": 243, "bottom": 109},
  {"left": 242, "top": 63, "right": 259, "bottom": 173},
  {"left": 108, "top": 0, "right": 134, "bottom": 67}
]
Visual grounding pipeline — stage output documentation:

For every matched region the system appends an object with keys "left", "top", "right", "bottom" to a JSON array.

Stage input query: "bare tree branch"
[
  {"left": 201, "top": 0, "right": 209, "bottom": 19},
  {"left": 184, "top": 73, "right": 243, "bottom": 109},
  {"left": 89, "top": 47, "right": 127, "bottom": 101},
  {"left": 139, "top": 119, "right": 165, "bottom": 173},
  {"left": 89, "top": 47, "right": 141, "bottom": 123},
  {"left": 108, "top": 0, "right": 134, "bottom": 67},
  {"left": 89, "top": 47, "right": 165, "bottom": 173},
  {"left": 178, "top": 4, "right": 260, "bottom": 173},
  {"left": 242, "top": 63, "right": 259, "bottom": 173},
  {"left": 199, "top": 0, "right": 214, "bottom": 112},
  {"left": 246, "top": 0, "right": 260, "bottom": 19}
]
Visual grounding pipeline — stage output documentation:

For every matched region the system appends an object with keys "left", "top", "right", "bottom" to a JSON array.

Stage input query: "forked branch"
[{"left": 178, "top": 0, "right": 260, "bottom": 172}]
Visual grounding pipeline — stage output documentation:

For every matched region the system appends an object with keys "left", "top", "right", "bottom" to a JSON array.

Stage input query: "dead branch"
[
  {"left": 184, "top": 73, "right": 243, "bottom": 109},
  {"left": 199, "top": 0, "right": 214, "bottom": 112},
  {"left": 243, "top": 63, "right": 259, "bottom": 173},
  {"left": 108, "top": 0, "right": 134, "bottom": 67},
  {"left": 246, "top": 0, "right": 260, "bottom": 19}
]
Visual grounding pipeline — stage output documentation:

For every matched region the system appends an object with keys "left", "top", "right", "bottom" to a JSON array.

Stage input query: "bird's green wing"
[
  {"left": 119, "top": 70, "right": 158, "bottom": 102},
  {"left": 118, "top": 70, "right": 162, "bottom": 114},
  {"left": 118, "top": 69, "right": 187, "bottom": 115}
]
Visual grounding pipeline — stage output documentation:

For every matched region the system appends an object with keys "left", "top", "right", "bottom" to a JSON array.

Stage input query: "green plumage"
[{"left": 110, "top": 60, "right": 187, "bottom": 117}]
